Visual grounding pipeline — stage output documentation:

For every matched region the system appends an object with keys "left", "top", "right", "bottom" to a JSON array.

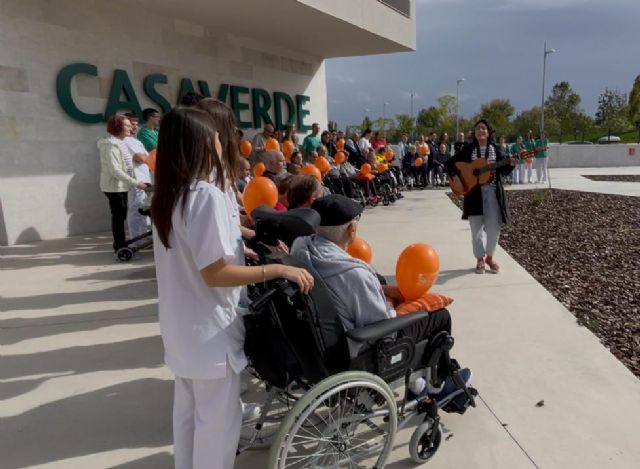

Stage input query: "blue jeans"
[{"left": 468, "top": 185, "right": 502, "bottom": 258}]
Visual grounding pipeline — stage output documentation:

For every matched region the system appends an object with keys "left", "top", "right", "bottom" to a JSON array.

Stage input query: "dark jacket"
[
  {"left": 445, "top": 141, "right": 513, "bottom": 224},
  {"left": 345, "top": 139, "right": 366, "bottom": 168}
]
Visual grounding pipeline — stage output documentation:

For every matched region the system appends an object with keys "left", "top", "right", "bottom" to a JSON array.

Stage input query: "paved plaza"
[{"left": 1, "top": 167, "right": 640, "bottom": 469}]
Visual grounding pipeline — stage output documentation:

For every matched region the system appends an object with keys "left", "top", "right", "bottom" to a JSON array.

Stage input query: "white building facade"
[{"left": 0, "top": 0, "right": 415, "bottom": 245}]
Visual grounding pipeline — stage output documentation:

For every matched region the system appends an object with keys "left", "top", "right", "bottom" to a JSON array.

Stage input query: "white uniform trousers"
[
  {"left": 173, "top": 364, "right": 241, "bottom": 469},
  {"left": 516, "top": 163, "right": 526, "bottom": 184},
  {"left": 525, "top": 162, "right": 534, "bottom": 183},
  {"left": 535, "top": 157, "right": 548, "bottom": 183}
]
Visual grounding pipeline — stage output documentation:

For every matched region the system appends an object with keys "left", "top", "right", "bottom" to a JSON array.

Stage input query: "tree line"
[{"left": 344, "top": 75, "right": 640, "bottom": 143}]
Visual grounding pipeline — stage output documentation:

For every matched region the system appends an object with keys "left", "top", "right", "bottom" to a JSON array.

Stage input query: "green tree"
[
  {"left": 371, "top": 117, "right": 395, "bottom": 136},
  {"left": 437, "top": 95, "right": 457, "bottom": 117},
  {"left": 476, "top": 99, "right": 515, "bottom": 136},
  {"left": 361, "top": 116, "right": 373, "bottom": 132},
  {"left": 545, "top": 81, "right": 582, "bottom": 143},
  {"left": 595, "top": 87, "right": 630, "bottom": 138},
  {"left": 392, "top": 113, "right": 415, "bottom": 142},
  {"left": 416, "top": 106, "right": 443, "bottom": 135},
  {"left": 512, "top": 106, "right": 559, "bottom": 139},
  {"left": 628, "top": 74, "right": 640, "bottom": 127}
]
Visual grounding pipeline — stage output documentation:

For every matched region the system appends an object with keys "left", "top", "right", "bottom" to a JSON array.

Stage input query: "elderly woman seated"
[{"left": 290, "top": 194, "right": 470, "bottom": 399}]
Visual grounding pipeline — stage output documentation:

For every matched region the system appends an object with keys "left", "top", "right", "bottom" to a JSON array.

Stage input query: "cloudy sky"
[{"left": 326, "top": 0, "right": 640, "bottom": 127}]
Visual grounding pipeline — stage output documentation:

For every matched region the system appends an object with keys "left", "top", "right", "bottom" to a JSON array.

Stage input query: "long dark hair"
[
  {"left": 151, "top": 107, "right": 221, "bottom": 248},
  {"left": 196, "top": 98, "right": 239, "bottom": 183}
]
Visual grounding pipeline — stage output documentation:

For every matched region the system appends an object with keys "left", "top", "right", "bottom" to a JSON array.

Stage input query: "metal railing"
[{"left": 377, "top": 0, "right": 411, "bottom": 18}]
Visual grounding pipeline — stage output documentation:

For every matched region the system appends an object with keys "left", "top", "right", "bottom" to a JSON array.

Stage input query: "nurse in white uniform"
[{"left": 151, "top": 107, "right": 314, "bottom": 469}]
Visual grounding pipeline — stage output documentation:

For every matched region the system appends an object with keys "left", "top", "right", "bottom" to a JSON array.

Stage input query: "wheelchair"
[{"left": 239, "top": 207, "right": 477, "bottom": 468}]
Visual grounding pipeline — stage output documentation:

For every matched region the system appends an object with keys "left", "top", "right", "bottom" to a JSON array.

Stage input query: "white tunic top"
[{"left": 153, "top": 180, "right": 247, "bottom": 379}]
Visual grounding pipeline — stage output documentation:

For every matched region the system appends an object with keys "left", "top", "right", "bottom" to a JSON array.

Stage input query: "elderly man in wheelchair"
[{"left": 240, "top": 195, "right": 476, "bottom": 468}]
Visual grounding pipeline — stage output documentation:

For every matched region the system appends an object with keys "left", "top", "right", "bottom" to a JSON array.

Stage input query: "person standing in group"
[
  {"left": 445, "top": 119, "right": 515, "bottom": 274},
  {"left": 535, "top": 131, "right": 550, "bottom": 184},
  {"left": 151, "top": 107, "right": 313, "bottom": 469},
  {"left": 98, "top": 115, "right": 148, "bottom": 255},
  {"left": 137, "top": 108, "right": 161, "bottom": 152},
  {"left": 398, "top": 133, "right": 409, "bottom": 161},
  {"left": 301, "top": 122, "right": 321, "bottom": 163},
  {"left": 358, "top": 128, "right": 373, "bottom": 157},
  {"left": 453, "top": 132, "right": 466, "bottom": 155},
  {"left": 523, "top": 130, "right": 536, "bottom": 183},
  {"left": 250, "top": 123, "right": 274, "bottom": 166},
  {"left": 282, "top": 124, "right": 299, "bottom": 151},
  {"left": 370, "top": 131, "right": 386, "bottom": 150},
  {"left": 321, "top": 130, "right": 337, "bottom": 158},
  {"left": 123, "top": 113, "right": 152, "bottom": 246},
  {"left": 426, "top": 132, "right": 438, "bottom": 186},
  {"left": 509, "top": 135, "right": 526, "bottom": 184}
]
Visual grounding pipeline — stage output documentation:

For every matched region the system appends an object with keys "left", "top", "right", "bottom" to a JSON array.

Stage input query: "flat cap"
[{"left": 311, "top": 194, "right": 363, "bottom": 226}]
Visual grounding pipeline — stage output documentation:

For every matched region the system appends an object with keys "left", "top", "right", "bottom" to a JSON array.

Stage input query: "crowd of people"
[{"left": 96, "top": 90, "right": 548, "bottom": 468}]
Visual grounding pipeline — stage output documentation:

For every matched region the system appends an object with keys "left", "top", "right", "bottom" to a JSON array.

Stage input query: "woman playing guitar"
[{"left": 445, "top": 119, "right": 516, "bottom": 274}]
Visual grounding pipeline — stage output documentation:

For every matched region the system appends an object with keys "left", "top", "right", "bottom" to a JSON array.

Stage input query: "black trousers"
[
  {"left": 399, "top": 309, "right": 453, "bottom": 380},
  {"left": 104, "top": 192, "right": 128, "bottom": 251},
  {"left": 399, "top": 308, "right": 452, "bottom": 344}
]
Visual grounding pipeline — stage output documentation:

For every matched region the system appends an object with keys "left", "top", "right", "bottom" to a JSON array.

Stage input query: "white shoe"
[{"left": 241, "top": 402, "right": 261, "bottom": 422}]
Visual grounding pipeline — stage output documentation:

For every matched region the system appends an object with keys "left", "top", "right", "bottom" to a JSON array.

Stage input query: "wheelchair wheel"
[
  {"left": 409, "top": 418, "right": 442, "bottom": 464},
  {"left": 269, "top": 371, "right": 397, "bottom": 469},
  {"left": 383, "top": 195, "right": 390, "bottom": 206},
  {"left": 115, "top": 247, "right": 133, "bottom": 262}
]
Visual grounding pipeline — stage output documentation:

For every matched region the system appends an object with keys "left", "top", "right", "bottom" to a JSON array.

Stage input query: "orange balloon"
[
  {"left": 147, "top": 149, "right": 157, "bottom": 173},
  {"left": 282, "top": 140, "right": 294, "bottom": 160},
  {"left": 396, "top": 243, "right": 440, "bottom": 301},
  {"left": 242, "top": 176, "right": 278, "bottom": 216},
  {"left": 415, "top": 157, "right": 424, "bottom": 167},
  {"left": 419, "top": 144, "right": 429, "bottom": 156},
  {"left": 315, "top": 156, "right": 331, "bottom": 173},
  {"left": 301, "top": 163, "right": 322, "bottom": 182},
  {"left": 336, "top": 138, "right": 345, "bottom": 150},
  {"left": 385, "top": 150, "right": 394, "bottom": 161},
  {"left": 334, "top": 151, "right": 346, "bottom": 165},
  {"left": 265, "top": 138, "right": 280, "bottom": 151},
  {"left": 347, "top": 237, "right": 372, "bottom": 264},
  {"left": 240, "top": 140, "right": 252, "bottom": 158},
  {"left": 360, "top": 163, "right": 372, "bottom": 175},
  {"left": 253, "top": 162, "right": 266, "bottom": 177},
  {"left": 377, "top": 162, "right": 388, "bottom": 173}
]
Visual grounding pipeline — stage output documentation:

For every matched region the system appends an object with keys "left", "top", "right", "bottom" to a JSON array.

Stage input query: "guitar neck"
[{"left": 478, "top": 157, "right": 512, "bottom": 175}]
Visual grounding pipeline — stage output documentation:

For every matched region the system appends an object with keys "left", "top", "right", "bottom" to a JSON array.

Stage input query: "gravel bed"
[
  {"left": 582, "top": 175, "right": 640, "bottom": 183},
  {"left": 447, "top": 189, "right": 640, "bottom": 377}
]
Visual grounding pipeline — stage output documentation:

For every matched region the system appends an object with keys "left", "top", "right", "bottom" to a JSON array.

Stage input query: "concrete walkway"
[{"left": 2, "top": 167, "right": 639, "bottom": 468}]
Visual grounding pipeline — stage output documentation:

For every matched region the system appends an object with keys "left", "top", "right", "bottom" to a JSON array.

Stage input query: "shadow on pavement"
[{"left": 0, "top": 378, "right": 173, "bottom": 469}]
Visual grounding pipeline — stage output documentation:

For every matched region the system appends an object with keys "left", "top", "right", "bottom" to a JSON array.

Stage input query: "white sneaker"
[{"left": 241, "top": 401, "right": 261, "bottom": 422}]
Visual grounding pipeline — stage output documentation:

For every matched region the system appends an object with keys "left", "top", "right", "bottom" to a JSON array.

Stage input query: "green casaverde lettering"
[{"left": 56, "top": 63, "right": 311, "bottom": 131}]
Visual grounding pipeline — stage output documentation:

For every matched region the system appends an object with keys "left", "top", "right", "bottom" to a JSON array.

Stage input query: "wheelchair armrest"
[{"left": 345, "top": 312, "right": 430, "bottom": 343}]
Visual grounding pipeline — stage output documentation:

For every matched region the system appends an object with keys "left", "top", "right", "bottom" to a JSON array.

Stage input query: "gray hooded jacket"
[{"left": 291, "top": 235, "right": 395, "bottom": 356}]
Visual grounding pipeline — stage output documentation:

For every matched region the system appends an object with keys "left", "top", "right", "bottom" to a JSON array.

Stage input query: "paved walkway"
[{"left": 1, "top": 167, "right": 639, "bottom": 468}]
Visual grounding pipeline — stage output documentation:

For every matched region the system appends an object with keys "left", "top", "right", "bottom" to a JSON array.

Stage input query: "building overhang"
[{"left": 141, "top": 0, "right": 416, "bottom": 58}]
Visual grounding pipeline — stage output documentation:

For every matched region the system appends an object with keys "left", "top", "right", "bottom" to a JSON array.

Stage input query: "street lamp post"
[
  {"left": 382, "top": 102, "right": 390, "bottom": 138},
  {"left": 410, "top": 91, "right": 414, "bottom": 140},
  {"left": 540, "top": 42, "right": 556, "bottom": 133},
  {"left": 456, "top": 77, "right": 465, "bottom": 138}
]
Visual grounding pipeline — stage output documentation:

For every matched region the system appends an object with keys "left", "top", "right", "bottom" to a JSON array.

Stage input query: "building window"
[{"left": 378, "top": 0, "right": 411, "bottom": 18}]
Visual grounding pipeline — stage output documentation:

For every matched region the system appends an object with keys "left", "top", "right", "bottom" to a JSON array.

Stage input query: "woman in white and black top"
[{"left": 445, "top": 119, "right": 515, "bottom": 274}]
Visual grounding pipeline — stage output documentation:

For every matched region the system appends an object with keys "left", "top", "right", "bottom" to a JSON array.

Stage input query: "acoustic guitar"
[{"left": 449, "top": 156, "right": 518, "bottom": 197}]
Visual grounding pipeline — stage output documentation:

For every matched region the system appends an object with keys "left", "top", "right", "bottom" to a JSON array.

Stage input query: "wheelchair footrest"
[{"left": 441, "top": 386, "right": 478, "bottom": 415}]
